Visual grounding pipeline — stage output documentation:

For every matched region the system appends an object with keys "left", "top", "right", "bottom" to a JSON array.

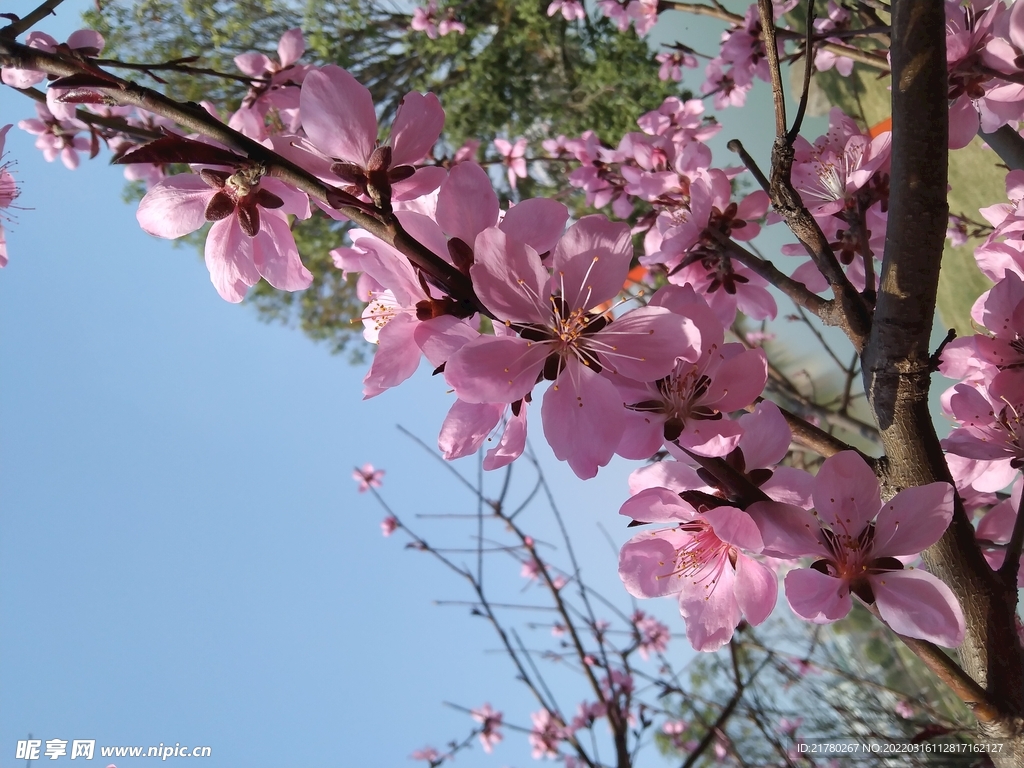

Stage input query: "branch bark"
[{"left": 863, "top": 0, "right": 1024, "bottom": 749}]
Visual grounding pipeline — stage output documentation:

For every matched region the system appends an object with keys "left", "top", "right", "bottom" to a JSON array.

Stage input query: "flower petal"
[
  {"left": 300, "top": 65, "right": 377, "bottom": 165},
  {"left": 872, "top": 569, "right": 965, "bottom": 647}
]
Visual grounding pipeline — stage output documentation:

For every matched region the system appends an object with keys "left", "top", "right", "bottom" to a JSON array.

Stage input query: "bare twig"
[{"left": 1, "top": 0, "right": 66, "bottom": 39}]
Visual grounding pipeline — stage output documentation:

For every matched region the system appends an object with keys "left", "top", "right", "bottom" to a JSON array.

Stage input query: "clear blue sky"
[{"left": 0, "top": 2, "right": 835, "bottom": 767}]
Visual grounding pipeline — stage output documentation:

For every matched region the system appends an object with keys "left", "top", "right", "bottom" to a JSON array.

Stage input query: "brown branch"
[
  {"left": 95, "top": 57, "right": 263, "bottom": 86},
  {"left": 889, "top": 627, "right": 1003, "bottom": 724},
  {"left": 14, "top": 85, "right": 165, "bottom": 142},
  {"left": 660, "top": 0, "right": 891, "bottom": 71},
  {"left": 754, "top": 0, "right": 872, "bottom": 350},
  {"left": 997, "top": 490, "right": 1024, "bottom": 590},
  {"left": 863, "top": 0, "right": 1024, "bottom": 737},
  {"left": 1, "top": 0, "right": 67, "bottom": 39},
  {"left": 774, "top": 401, "right": 861, "bottom": 459},
  {"left": 787, "top": 0, "right": 816, "bottom": 144},
  {"left": 0, "top": 37, "right": 491, "bottom": 319},
  {"left": 718, "top": 235, "right": 835, "bottom": 320}
]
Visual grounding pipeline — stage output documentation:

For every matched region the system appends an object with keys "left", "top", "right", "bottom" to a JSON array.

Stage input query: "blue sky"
[{"left": 0, "top": 2, "right": 841, "bottom": 767}]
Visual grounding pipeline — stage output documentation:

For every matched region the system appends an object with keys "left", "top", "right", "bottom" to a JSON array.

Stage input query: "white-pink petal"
[
  {"left": 136, "top": 174, "right": 212, "bottom": 239},
  {"left": 871, "top": 569, "right": 965, "bottom": 647},
  {"left": 300, "top": 65, "right": 377, "bottom": 165}
]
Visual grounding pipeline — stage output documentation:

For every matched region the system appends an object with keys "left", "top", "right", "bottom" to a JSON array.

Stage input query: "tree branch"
[
  {"left": 0, "top": 38, "right": 491, "bottom": 319},
  {"left": 0, "top": 0, "right": 66, "bottom": 40},
  {"left": 863, "top": 0, "right": 1024, "bottom": 737}
]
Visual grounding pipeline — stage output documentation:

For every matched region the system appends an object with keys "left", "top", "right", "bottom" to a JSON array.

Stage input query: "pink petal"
[
  {"left": 390, "top": 92, "right": 445, "bottom": 167},
  {"left": 677, "top": 561, "right": 741, "bottom": 652},
  {"left": 471, "top": 227, "right": 548, "bottom": 323},
  {"left": 594, "top": 306, "right": 700, "bottom": 381},
  {"left": 436, "top": 162, "right": 499, "bottom": 244},
  {"left": 746, "top": 500, "right": 825, "bottom": 559},
  {"left": 737, "top": 401, "right": 790, "bottom": 468},
  {"left": 277, "top": 29, "right": 305, "bottom": 67},
  {"left": 499, "top": 198, "right": 569, "bottom": 255},
  {"left": 627, "top": 460, "right": 704, "bottom": 495},
  {"left": 66, "top": 29, "right": 104, "bottom": 52},
  {"left": 619, "top": 487, "right": 697, "bottom": 524},
  {"left": 234, "top": 52, "right": 272, "bottom": 77},
  {"left": 703, "top": 347, "right": 767, "bottom": 411},
  {"left": 439, "top": 400, "right": 504, "bottom": 460},
  {"left": 205, "top": 217, "right": 260, "bottom": 303},
  {"left": 550, "top": 215, "right": 632, "bottom": 309},
  {"left": 251, "top": 209, "right": 312, "bottom": 291},
  {"left": 362, "top": 314, "right": 421, "bottom": 398},
  {"left": 136, "top": 174, "right": 212, "bottom": 239},
  {"left": 414, "top": 315, "right": 479, "bottom": 368},
  {"left": 392, "top": 166, "right": 446, "bottom": 201},
  {"left": 445, "top": 335, "right": 547, "bottom": 404},
  {"left": 871, "top": 569, "right": 965, "bottom": 647},
  {"left": 616, "top": 408, "right": 666, "bottom": 460},
  {"left": 619, "top": 528, "right": 692, "bottom": 599},
  {"left": 948, "top": 96, "right": 979, "bottom": 150},
  {"left": 812, "top": 451, "right": 882, "bottom": 532},
  {"left": 542, "top": 360, "right": 625, "bottom": 478},
  {"left": 702, "top": 506, "right": 764, "bottom": 551},
  {"left": 733, "top": 553, "right": 778, "bottom": 626},
  {"left": 674, "top": 417, "right": 744, "bottom": 457},
  {"left": 300, "top": 65, "right": 377, "bottom": 165},
  {"left": 872, "top": 483, "right": 954, "bottom": 556},
  {"left": 785, "top": 567, "right": 852, "bottom": 623},
  {"left": 483, "top": 404, "right": 528, "bottom": 470}
]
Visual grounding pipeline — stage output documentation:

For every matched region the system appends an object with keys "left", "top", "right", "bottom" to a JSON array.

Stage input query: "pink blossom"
[
  {"left": 976, "top": 477, "right": 1024, "bottom": 583},
  {"left": 632, "top": 611, "right": 671, "bottom": 659},
  {"left": 493, "top": 137, "right": 528, "bottom": 189},
  {"left": 895, "top": 700, "right": 915, "bottom": 719},
  {"left": 443, "top": 215, "right": 699, "bottom": 478},
  {"left": 411, "top": 2, "right": 441, "bottom": 38},
  {"left": 136, "top": 166, "right": 312, "bottom": 302},
  {"left": 943, "top": 370, "right": 1024, "bottom": 474},
  {"left": 548, "top": 1, "right": 586, "bottom": 21},
  {"left": 353, "top": 463, "right": 385, "bottom": 492},
  {"left": 789, "top": 108, "right": 890, "bottom": 219},
  {"left": 3, "top": 30, "right": 104, "bottom": 120},
  {"left": 812, "top": 2, "right": 855, "bottom": 76},
  {"left": 17, "top": 102, "right": 90, "bottom": 170},
  {"left": 0, "top": 124, "right": 19, "bottom": 268},
  {"left": 618, "top": 490, "right": 777, "bottom": 652},
  {"left": 656, "top": 50, "right": 697, "bottom": 81},
  {"left": 749, "top": 452, "right": 966, "bottom": 647},
  {"left": 411, "top": 2, "right": 465, "bottom": 38},
  {"left": 299, "top": 65, "right": 445, "bottom": 205},
  {"left": 528, "top": 709, "right": 564, "bottom": 759},
  {"left": 644, "top": 170, "right": 775, "bottom": 325},
  {"left": 380, "top": 516, "right": 398, "bottom": 536},
  {"left": 410, "top": 746, "right": 441, "bottom": 762},
  {"left": 470, "top": 703, "right": 504, "bottom": 754},
  {"left": 233, "top": 28, "right": 310, "bottom": 134},
  {"left": 616, "top": 286, "right": 767, "bottom": 460},
  {"left": 521, "top": 558, "right": 541, "bottom": 580}
]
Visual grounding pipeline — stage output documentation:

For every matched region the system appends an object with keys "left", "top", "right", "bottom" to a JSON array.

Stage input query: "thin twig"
[{"left": 1, "top": 0, "right": 66, "bottom": 39}]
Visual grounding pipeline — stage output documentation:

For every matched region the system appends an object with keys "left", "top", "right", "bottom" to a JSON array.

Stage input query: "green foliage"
[{"left": 83, "top": 0, "right": 679, "bottom": 355}]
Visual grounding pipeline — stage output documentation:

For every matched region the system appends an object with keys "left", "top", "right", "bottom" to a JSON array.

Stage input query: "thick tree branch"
[{"left": 863, "top": 0, "right": 1024, "bottom": 744}]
